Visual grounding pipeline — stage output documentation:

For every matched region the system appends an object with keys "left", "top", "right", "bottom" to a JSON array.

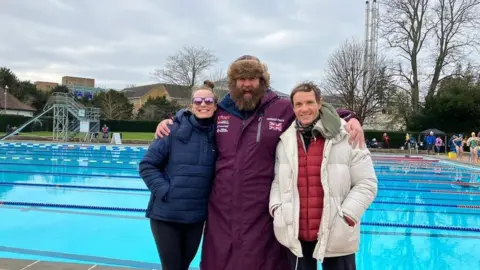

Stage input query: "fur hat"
[{"left": 227, "top": 55, "right": 270, "bottom": 88}]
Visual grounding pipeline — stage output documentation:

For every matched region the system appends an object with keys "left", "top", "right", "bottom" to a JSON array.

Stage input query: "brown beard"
[{"left": 230, "top": 82, "right": 267, "bottom": 111}]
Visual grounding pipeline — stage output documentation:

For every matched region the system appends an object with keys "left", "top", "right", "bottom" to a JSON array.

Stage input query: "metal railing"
[{"left": 1, "top": 92, "right": 102, "bottom": 142}]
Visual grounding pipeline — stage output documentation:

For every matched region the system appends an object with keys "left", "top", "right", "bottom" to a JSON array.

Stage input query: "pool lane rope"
[
  {"left": 0, "top": 182, "right": 147, "bottom": 192},
  {"left": 0, "top": 170, "right": 140, "bottom": 179},
  {"left": 2, "top": 182, "right": 479, "bottom": 196},
  {"left": 0, "top": 201, "right": 479, "bottom": 233}
]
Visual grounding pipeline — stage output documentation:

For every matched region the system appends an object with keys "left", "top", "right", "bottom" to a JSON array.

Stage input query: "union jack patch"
[{"left": 268, "top": 121, "right": 282, "bottom": 131}]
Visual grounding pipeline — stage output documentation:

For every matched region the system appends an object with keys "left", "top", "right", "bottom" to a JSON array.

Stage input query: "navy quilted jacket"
[{"left": 139, "top": 110, "right": 216, "bottom": 223}]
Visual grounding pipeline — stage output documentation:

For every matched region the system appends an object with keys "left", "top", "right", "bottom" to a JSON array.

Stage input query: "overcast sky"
[{"left": 1, "top": 0, "right": 368, "bottom": 92}]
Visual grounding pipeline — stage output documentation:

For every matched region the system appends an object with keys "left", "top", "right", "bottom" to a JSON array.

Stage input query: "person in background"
[
  {"left": 454, "top": 134, "right": 464, "bottom": 160},
  {"left": 404, "top": 133, "right": 410, "bottom": 149},
  {"left": 370, "top": 138, "right": 378, "bottom": 148},
  {"left": 269, "top": 82, "right": 377, "bottom": 270},
  {"left": 102, "top": 124, "right": 109, "bottom": 139},
  {"left": 154, "top": 55, "right": 366, "bottom": 270},
  {"left": 467, "top": 132, "right": 479, "bottom": 163},
  {"left": 408, "top": 136, "right": 418, "bottom": 155},
  {"left": 435, "top": 136, "right": 443, "bottom": 155},
  {"left": 139, "top": 81, "right": 217, "bottom": 270},
  {"left": 382, "top": 132, "right": 390, "bottom": 148},
  {"left": 425, "top": 131, "right": 435, "bottom": 155}
]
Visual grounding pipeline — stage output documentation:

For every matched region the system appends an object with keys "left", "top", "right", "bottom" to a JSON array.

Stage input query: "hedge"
[
  {"left": 0, "top": 115, "right": 160, "bottom": 133},
  {"left": 0, "top": 115, "right": 51, "bottom": 132},
  {"left": 99, "top": 119, "right": 159, "bottom": 133}
]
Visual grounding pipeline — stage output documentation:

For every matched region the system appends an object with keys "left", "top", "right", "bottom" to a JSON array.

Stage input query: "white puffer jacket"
[{"left": 269, "top": 119, "right": 377, "bottom": 261}]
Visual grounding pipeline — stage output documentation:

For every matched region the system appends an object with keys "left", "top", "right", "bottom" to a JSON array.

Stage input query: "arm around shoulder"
[
  {"left": 341, "top": 147, "right": 378, "bottom": 223},
  {"left": 336, "top": 109, "right": 361, "bottom": 125}
]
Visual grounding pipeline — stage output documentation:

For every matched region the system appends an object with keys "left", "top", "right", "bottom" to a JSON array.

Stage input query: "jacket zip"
[
  {"left": 256, "top": 116, "right": 263, "bottom": 143},
  {"left": 305, "top": 142, "right": 309, "bottom": 239}
]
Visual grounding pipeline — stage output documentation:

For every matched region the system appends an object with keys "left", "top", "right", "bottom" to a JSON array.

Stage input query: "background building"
[
  {"left": 61, "top": 75, "right": 105, "bottom": 99},
  {"left": 0, "top": 87, "right": 36, "bottom": 117},
  {"left": 122, "top": 83, "right": 192, "bottom": 113},
  {"left": 34, "top": 81, "right": 58, "bottom": 92},
  {"left": 62, "top": 76, "right": 95, "bottom": 87},
  {"left": 69, "top": 85, "right": 106, "bottom": 99}
]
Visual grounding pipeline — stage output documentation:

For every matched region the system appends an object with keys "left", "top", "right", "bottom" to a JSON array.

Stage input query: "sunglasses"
[{"left": 192, "top": 97, "right": 215, "bottom": 105}]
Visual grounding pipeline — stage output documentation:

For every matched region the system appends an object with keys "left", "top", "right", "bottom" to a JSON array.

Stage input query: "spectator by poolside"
[
  {"left": 101, "top": 124, "right": 109, "bottom": 139},
  {"left": 435, "top": 136, "right": 443, "bottom": 155},
  {"left": 383, "top": 133, "right": 390, "bottom": 148},
  {"left": 425, "top": 131, "right": 435, "bottom": 155}
]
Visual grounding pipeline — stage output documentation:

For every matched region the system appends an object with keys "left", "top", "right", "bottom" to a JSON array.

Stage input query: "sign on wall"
[{"left": 79, "top": 121, "right": 90, "bottom": 133}]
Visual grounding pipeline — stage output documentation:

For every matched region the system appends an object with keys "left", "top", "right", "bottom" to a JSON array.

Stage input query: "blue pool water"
[{"left": 0, "top": 142, "right": 479, "bottom": 270}]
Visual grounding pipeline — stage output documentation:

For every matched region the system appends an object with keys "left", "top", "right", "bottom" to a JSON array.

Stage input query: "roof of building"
[
  {"left": 0, "top": 88, "right": 36, "bottom": 111},
  {"left": 122, "top": 83, "right": 192, "bottom": 100},
  {"left": 122, "top": 83, "right": 163, "bottom": 98},
  {"left": 34, "top": 81, "right": 58, "bottom": 85},
  {"left": 164, "top": 84, "right": 192, "bottom": 99}
]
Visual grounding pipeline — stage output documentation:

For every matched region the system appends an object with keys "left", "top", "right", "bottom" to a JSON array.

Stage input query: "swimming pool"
[{"left": 0, "top": 142, "right": 479, "bottom": 269}]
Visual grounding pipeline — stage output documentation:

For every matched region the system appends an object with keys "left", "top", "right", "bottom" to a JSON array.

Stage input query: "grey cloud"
[{"left": 0, "top": 0, "right": 366, "bottom": 91}]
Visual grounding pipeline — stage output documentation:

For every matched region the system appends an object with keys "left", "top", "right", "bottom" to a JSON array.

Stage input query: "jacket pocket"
[
  {"left": 273, "top": 206, "right": 290, "bottom": 248},
  {"left": 325, "top": 212, "right": 359, "bottom": 254},
  {"left": 161, "top": 186, "right": 173, "bottom": 201}
]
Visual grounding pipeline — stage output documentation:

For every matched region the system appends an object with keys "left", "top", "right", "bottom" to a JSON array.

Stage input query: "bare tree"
[
  {"left": 94, "top": 90, "right": 133, "bottom": 120},
  {"left": 322, "top": 38, "right": 395, "bottom": 124},
  {"left": 380, "top": 0, "right": 432, "bottom": 110},
  {"left": 380, "top": 0, "right": 480, "bottom": 108},
  {"left": 427, "top": 0, "right": 480, "bottom": 99},
  {"left": 152, "top": 46, "right": 218, "bottom": 89},
  {"left": 206, "top": 68, "right": 229, "bottom": 100},
  {"left": 207, "top": 68, "right": 227, "bottom": 83}
]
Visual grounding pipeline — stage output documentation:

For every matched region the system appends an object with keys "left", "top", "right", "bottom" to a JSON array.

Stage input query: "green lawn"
[{"left": 1, "top": 131, "right": 154, "bottom": 141}]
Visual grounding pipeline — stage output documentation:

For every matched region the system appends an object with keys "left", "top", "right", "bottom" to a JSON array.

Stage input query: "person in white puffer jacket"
[{"left": 269, "top": 82, "right": 378, "bottom": 270}]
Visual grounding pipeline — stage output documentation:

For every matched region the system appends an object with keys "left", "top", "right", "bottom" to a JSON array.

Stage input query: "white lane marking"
[
  {"left": 20, "top": 260, "right": 40, "bottom": 270},
  {"left": 88, "top": 265, "right": 97, "bottom": 270}
]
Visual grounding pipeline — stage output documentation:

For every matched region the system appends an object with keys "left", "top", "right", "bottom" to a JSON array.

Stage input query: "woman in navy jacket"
[{"left": 139, "top": 81, "right": 217, "bottom": 270}]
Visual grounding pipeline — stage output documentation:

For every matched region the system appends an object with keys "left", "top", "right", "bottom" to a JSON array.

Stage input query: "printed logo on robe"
[
  {"left": 217, "top": 115, "right": 230, "bottom": 133},
  {"left": 217, "top": 127, "right": 229, "bottom": 133},
  {"left": 266, "top": 117, "right": 284, "bottom": 122},
  {"left": 217, "top": 120, "right": 229, "bottom": 125},
  {"left": 268, "top": 121, "right": 282, "bottom": 131}
]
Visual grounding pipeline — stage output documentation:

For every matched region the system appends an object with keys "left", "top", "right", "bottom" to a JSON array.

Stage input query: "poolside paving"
[{"left": 0, "top": 258, "right": 135, "bottom": 270}]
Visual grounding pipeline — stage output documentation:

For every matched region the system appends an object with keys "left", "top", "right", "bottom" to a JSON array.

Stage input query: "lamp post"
[{"left": 4, "top": 85, "right": 7, "bottom": 114}]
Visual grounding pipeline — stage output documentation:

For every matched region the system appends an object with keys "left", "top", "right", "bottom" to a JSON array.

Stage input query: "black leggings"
[
  {"left": 150, "top": 219, "right": 204, "bottom": 270},
  {"left": 287, "top": 241, "right": 356, "bottom": 270}
]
